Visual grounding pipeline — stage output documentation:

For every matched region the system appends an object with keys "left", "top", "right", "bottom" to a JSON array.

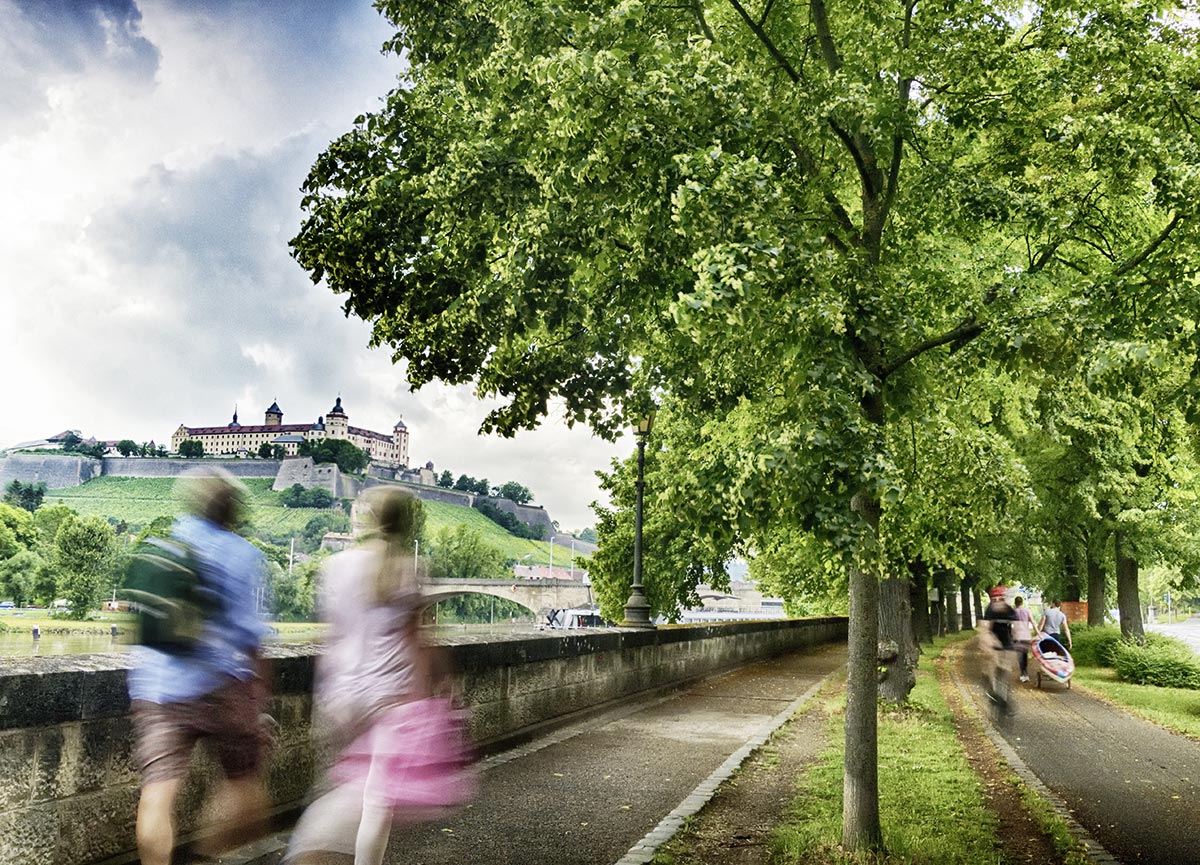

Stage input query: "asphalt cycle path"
[
  {"left": 961, "top": 646, "right": 1200, "bottom": 865},
  {"left": 1147, "top": 615, "right": 1200, "bottom": 657},
  {"left": 232, "top": 642, "right": 847, "bottom": 865}
]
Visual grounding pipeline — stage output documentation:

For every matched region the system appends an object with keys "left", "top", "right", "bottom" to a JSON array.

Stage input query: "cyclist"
[{"left": 982, "top": 586, "right": 1018, "bottom": 714}]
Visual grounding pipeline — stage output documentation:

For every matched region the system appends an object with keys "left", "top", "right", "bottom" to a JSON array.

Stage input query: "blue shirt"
[{"left": 127, "top": 515, "right": 269, "bottom": 704}]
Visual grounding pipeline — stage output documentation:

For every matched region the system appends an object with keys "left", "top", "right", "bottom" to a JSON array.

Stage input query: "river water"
[{"left": 0, "top": 621, "right": 544, "bottom": 657}]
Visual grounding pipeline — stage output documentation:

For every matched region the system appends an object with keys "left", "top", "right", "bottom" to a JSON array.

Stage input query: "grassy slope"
[{"left": 46, "top": 477, "right": 573, "bottom": 566}]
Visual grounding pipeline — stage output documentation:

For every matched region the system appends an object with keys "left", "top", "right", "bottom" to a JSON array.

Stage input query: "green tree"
[
  {"left": 301, "top": 511, "right": 351, "bottom": 552},
  {"left": 497, "top": 481, "right": 533, "bottom": 505},
  {"left": 53, "top": 514, "right": 120, "bottom": 619},
  {"left": 272, "top": 444, "right": 287, "bottom": 460},
  {"left": 428, "top": 525, "right": 508, "bottom": 581},
  {"left": 292, "top": 1, "right": 1200, "bottom": 849},
  {"left": 33, "top": 504, "right": 76, "bottom": 549},
  {"left": 258, "top": 442, "right": 273, "bottom": 459},
  {"left": 0, "top": 549, "right": 46, "bottom": 607},
  {"left": 577, "top": 527, "right": 598, "bottom": 544},
  {"left": 179, "top": 440, "right": 204, "bottom": 458},
  {"left": 453, "top": 474, "right": 475, "bottom": 492},
  {"left": 116, "top": 439, "right": 139, "bottom": 457},
  {"left": 4, "top": 480, "right": 46, "bottom": 513},
  {"left": 437, "top": 470, "right": 454, "bottom": 488},
  {"left": 60, "top": 432, "right": 82, "bottom": 451}
]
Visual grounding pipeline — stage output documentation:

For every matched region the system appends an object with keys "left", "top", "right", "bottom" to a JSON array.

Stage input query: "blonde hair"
[{"left": 359, "top": 487, "right": 423, "bottom": 603}]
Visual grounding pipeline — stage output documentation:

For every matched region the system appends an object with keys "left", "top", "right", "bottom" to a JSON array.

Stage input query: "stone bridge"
[{"left": 423, "top": 577, "right": 593, "bottom": 615}]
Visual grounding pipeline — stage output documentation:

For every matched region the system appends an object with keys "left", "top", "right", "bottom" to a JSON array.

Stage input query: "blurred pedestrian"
[
  {"left": 1012, "top": 595, "right": 1034, "bottom": 682},
  {"left": 287, "top": 488, "right": 474, "bottom": 865},
  {"left": 128, "top": 468, "right": 272, "bottom": 865}
]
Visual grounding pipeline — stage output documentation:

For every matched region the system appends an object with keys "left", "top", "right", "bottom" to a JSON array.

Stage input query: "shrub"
[
  {"left": 1112, "top": 639, "right": 1200, "bottom": 690},
  {"left": 1070, "top": 624, "right": 1124, "bottom": 668}
]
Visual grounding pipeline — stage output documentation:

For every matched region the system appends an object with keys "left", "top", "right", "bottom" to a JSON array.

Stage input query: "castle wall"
[
  {"left": 100, "top": 458, "right": 280, "bottom": 480},
  {"left": 0, "top": 455, "right": 101, "bottom": 490},
  {"left": 476, "top": 496, "right": 556, "bottom": 536},
  {"left": 272, "top": 458, "right": 363, "bottom": 500}
]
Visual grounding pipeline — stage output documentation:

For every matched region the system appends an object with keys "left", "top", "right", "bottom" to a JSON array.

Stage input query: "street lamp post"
[{"left": 622, "top": 412, "right": 656, "bottom": 629}]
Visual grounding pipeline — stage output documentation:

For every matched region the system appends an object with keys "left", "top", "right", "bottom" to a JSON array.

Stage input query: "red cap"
[{"left": 988, "top": 586, "right": 1007, "bottom": 598}]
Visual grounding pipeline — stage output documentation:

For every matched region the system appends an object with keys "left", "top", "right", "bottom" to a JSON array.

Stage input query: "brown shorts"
[{"left": 132, "top": 677, "right": 268, "bottom": 785}]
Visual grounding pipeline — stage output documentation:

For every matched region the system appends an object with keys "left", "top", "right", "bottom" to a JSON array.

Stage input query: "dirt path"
[{"left": 934, "top": 642, "right": 1065, "bottom": 865}]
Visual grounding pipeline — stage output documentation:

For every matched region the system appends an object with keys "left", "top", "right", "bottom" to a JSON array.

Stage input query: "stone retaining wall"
[
  {"left": 0, "top": 455, "right": 101, "bottom": 490},
  {"left": 99, "top": 458, "right": 280, "bottom": 479},
  {"left": 0, "top": 618, "right": 844, "bottom": 865}
]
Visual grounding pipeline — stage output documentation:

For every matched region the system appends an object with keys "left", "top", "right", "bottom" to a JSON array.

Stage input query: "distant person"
[
  {"left": 127, "top": 468, "right": 272, "bottom": 865},
  {"left": 1012, "top": 596, "right": 1034, "bottom": 682},
  {"left": 1039, "top": 598, "right": 1073, "bottom": 651},
  {"left": 287, "top": 488, "right": 474, "bottom": 865}
]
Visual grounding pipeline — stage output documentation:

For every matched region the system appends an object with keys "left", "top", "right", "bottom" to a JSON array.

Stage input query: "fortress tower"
[
  {"left": 264, "top": 401, "right": 283, "bottom": 427},
  {"left": 325, "top": 397, "right": 348, "bottom": 438}
]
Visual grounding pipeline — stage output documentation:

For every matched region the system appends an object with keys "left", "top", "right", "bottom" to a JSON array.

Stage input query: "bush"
[
  {"left": 1070, "top": 624, "right": 1124, "bottom": 668},
  {"left": 1112, "top": 639, "right": 1200, "bottom": 690}
]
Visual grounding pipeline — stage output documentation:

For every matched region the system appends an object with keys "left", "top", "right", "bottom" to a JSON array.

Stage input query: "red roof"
[{"left": 180, "top": 423, "right": 313, "bottom": 435}]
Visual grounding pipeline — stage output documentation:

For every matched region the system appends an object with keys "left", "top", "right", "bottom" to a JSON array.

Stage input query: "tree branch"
[
  {"left": 879, "top": 318, "right": 985, "bottom": 380},
  {"left": 691, "top": 0, "right": 715, "bottom": 41},
  {"left": 726, "top": 0, "right": 800, "bottom": 82},
  {"left": 1113, "top": 212, "right": 1182, "bottom": 278}
]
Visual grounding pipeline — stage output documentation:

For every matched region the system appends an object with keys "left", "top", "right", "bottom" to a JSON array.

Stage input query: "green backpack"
[{"left": 122, "top": 537, "right": 218, "bottom": 653}]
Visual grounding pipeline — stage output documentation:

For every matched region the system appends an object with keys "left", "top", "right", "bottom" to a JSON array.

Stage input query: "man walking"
[{"left": 128, "top": 469, "right": 272, "bottom": 865}]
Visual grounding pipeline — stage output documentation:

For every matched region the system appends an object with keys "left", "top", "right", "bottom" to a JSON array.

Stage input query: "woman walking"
[{"left": 286, "top": 488, "right": 473, "bottom": 865}]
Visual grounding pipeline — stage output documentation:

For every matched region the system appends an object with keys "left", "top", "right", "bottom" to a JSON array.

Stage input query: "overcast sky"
[{"left": 0, "top": 0, "right": 626, "bottom": 531}]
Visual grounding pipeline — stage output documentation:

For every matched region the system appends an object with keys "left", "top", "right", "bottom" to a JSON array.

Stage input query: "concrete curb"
[
  {"left": 945, "top": 650, "right": 1120, "bottom": 865},
  {"left": 613, "top": 672, "right": 833, "bottom": 865}
]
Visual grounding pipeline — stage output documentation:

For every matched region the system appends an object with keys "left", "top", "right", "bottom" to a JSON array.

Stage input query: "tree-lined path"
[
  {"left": 958, "top": 647, "right": 1200, "bottom": 865},
  {"left": 237, "top": 645, "right": 845, "bottom": 865}
]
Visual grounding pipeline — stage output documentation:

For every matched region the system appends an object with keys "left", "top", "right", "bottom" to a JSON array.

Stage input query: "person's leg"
[
  {"left": 195, "top": 775, "right": 271, "bottom": 856},
  {"left": 354, "top": 803, "right": 393, "bottom": 865},
  {"left": 199, "top": 678, "right": 274, "bottom": 856},
  {"left": 136, "top": 778, "right": 183, "bottom": 865}
]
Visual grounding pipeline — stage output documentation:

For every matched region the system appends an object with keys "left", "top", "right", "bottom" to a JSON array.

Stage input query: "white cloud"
[{"left": 0, "top": 0, "right": 621, "bottom": 530}]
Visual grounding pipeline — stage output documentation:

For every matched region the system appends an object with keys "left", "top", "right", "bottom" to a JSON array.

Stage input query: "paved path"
[
  {"left": 231, "top": 643, "right": 846, "bottom": 865},
  {"left": 1147, "top": 616, "right": 1200, "bottom": 656},
  {"left": 960, "top": 647, "right": 1200, "bottom": 865}
]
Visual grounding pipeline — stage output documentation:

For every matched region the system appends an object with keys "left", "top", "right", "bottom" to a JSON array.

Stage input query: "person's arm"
[
  {"left": 1037, "top": 614, "right": 1047, "bottom": 634},
  {"left": 1062, "top": 617, "right": 1072, "bottom": 649}
]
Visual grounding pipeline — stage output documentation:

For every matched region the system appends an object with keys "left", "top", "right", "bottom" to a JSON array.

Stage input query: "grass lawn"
[
  {"left": 1073, "top": 666, "right": 1200, "bottom": 740},
  {"left": 772, "top": 638, "right": 1003, "bottom": 864}
]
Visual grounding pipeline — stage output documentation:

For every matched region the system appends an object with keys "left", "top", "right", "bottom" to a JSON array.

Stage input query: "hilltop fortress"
[{"left": 171, "top": 397, "right": 410, "bottom": 466}]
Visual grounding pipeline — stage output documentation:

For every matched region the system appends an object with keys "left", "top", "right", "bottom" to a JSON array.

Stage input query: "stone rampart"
[
  {"left": 0, "top": 617, "right": 846, "bottom": 865},
  {"left": 99, "top": 458, "right": 280, "bottom": 480},
  {"left": 475, "top": 496, "right": 555, "bottom": 536},
  {"left": 361, "top": 477, "right": 476, "bottom": 508},
  {"left": 272, "top": 458, "right": 363, "bottom": 500},
  {"left": 0, "top": 454, "right": 102, "bottom": 490}
]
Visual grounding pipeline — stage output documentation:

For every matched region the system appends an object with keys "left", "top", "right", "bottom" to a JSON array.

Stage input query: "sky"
[{"left": 0, "top": 0, "right": 626, "bottom": 531}]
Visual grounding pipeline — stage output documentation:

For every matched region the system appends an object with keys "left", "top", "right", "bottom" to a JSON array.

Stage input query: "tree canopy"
[{"left": 293, "top": 0, "right": 1200, "bottom": 850}]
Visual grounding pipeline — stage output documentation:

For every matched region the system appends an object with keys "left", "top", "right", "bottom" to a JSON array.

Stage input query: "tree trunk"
[
  {"left": 933, "top": 574, "right": 947, "bottom": 637},
  {"left": 960, "top": 577, "right": 974, "bottom": 630},
  {"left": 878, "top": 574, "right": 917, "bottom": 703},
  {"left": 843, "top": 488, "right": 883, "bottom": 851},
  {"left": 1062, "top": 549, "right": 1083, "bottom": 602},
  {"left": 1115, "top": 530, "right": 1144, "bottom": 642},
  {"left": 1087, "top": 555, "right": 1106, "bottom": 627},
  {"left": 944, "top": 573, "right": 960, "bottom": 634},
  {"left": 909, "top": 565, "right": 933, "bottom": 645}
]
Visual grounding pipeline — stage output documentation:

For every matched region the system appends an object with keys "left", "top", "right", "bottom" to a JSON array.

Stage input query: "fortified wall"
[
  {"left": 271, "top": 457, "right": 363, "bottom": 499},
  {"left": 99, "top": 458, "right": 280, "bottom": 480},
  {"left": 0, "top": 617, "right": 847, "bottom": 865},
  {"left": 0, "top": 455, "right": 101, "bottom": 490}
]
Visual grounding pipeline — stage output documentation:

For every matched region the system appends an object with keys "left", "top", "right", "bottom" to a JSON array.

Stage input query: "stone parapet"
[
  {"left": 0, "top": 618, "right": 846, "bottom": 865},
  {"left": 0, "top": 454, "right": 102, "bottom": 490}
]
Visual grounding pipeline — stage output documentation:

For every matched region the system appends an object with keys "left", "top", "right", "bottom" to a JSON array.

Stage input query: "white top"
[{"left": 1041, "top": 607, "right": 1067, "bottom": 634}]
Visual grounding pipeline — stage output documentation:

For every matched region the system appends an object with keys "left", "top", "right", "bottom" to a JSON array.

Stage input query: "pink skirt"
[{"left": 331, "top": 698, "right": 476, "bottom": 811}]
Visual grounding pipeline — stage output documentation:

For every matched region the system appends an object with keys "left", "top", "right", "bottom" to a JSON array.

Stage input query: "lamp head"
[{"left": 635, "top": 412, "right": 656, "bottom": 437}]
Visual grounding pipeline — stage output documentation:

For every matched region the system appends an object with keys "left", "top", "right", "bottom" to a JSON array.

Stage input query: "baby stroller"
[{"left": 1031, "top": 633, "right": 1074, "bottom": 688}]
